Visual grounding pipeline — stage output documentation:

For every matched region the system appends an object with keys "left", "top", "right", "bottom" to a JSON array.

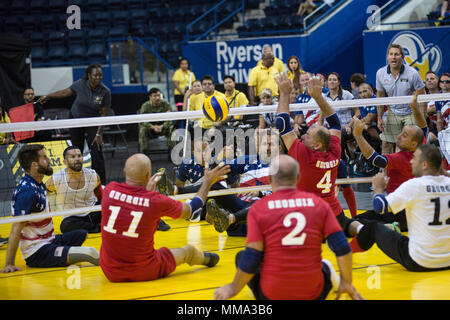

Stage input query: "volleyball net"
[{"left": 0, "top": 92, "right": 448, "bottom": 224}]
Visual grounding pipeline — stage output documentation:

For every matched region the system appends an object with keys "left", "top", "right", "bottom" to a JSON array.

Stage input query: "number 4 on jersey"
[{"left": 317, "top": 170, "right": 332, "bottom": 194}]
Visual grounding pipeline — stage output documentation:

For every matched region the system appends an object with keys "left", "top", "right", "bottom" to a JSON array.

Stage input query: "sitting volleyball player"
[
  {"left": 353, "top": 144, "right": 450, "bottom": 272},
  {"left": 2, "top": 145, "right": 99, "bottom": 273},
  {"left": 214, "top": 155, "right": 363, "bottom": 300},
  {"left": 46, "top": 146, "right": 103, "bottom": 234},
  {"left": 99, "top": 153, "right": 230, "bottom": 282}
]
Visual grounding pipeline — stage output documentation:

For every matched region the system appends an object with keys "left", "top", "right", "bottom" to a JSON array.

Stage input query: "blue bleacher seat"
[
  {"left": 87, "top": 0, "right": 104, "bottom": 12},
  {"left": 112, "top": 11, "right": 130, "bottom": 28},
  {"left": 130, "top": 10, "right": 147, "bottom": 26},
  {"left": 31, "top": 0, "right": 49, "bottom": 15},
  {"left": 68, "top": 29, "right": 86, "bottom": 45},
  {"left": 0, "top": 0, "right": 11, "bottom": 16},
  {"left": 48, "top": 46, "right": 68, "bottom": 62},
  {"left": 128, "top": 0, "right": 145, "bottom": 10},
  {"left": 68, "top": 0, "right": 87, "bottom": 11},
  {"left": 87, "top": 43, "right": 106, "bottom": 60},
  {"left": 49, "top": 0, "right": 67, "bottom": 13},
  {"left": 48, "top": 31, "right": 66, "bottom": 47},
  {"left": 4, "top": 17, "right": 21, "bottom": 34},
  {"left": 87, "top": 28, "right": 107, "bottom": 44},
  {"left": 108, "top": 0, "right": 124, "bottom": 11},
  {"left": 81, "top": 12, "right": 95, "bottom": 29},
  {"left": 12, "top": 0, "right": 28, "bottom": 15},
  {"left": 95, "top": 12, "right": 111, "bottom": 29},
  {"left": 31, "top": 47, "right": 48, "bottom": 63},
  {"left": 40, "top": 15, "right": 55, "bottom": 31},
  {"left": 109, "top": 26, "right": 128, "bottom": 38},
  {"left": 23, "top": 16, "right": 38, "bottom": 33},
  {"left": 31, "top": 32, "right": 48, "bottom": 47},
  {"left": 69, "top": 44, "right": 87, "bottom": 64}
]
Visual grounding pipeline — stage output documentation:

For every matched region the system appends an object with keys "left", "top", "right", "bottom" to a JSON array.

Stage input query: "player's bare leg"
[{"left": 170, "top": 245, "right": 219, "bottom": 267}]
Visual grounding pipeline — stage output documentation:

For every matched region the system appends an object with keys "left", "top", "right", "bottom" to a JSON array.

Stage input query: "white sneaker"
[{"left": 322, "top": 259, "right": 340, "bottom": 292}]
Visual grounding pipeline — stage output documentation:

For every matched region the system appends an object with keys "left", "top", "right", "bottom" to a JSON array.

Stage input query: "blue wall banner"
[
  {"left": 182, "top": 36, "right": 303, "bottom": 84},
  {"left": 363, "top": 27, "right": 450, "bottom": 87}
]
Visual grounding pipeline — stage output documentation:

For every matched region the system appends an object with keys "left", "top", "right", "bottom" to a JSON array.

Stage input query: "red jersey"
[
  {"left": 246, "top": 188, "right": 342, "bottom": 300},
  {"left": 288, "top": 135, "right": 343, "bottom": 215},
  {"left": 100, "top": 182, "right": 182, "bottom": 282},
  {"left": 385, "top": 151, "right": 414, "bottom": 194}
]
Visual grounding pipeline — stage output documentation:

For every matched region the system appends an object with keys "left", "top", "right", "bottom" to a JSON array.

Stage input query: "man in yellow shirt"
[
  {"left": 190, "top": 75, "right": 227, "bottom": 130},
  {"left": 222, "top": 75, "right": 249, "bottom": 125},
  {"left": 248, "top": 52, "right": 279, "bottom": 106},
  {"left": 256, "top": 45, "right": 285, "bottom": 74}
]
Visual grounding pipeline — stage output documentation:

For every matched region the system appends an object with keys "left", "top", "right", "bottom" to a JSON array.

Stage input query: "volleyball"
[{"left": 202, "top": 95, "right": 229, "bottom": 122}]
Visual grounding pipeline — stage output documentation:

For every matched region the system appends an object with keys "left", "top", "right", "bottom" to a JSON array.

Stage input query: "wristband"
[{"left": 275, "top": 113, "right": 293, "bottom": 136}]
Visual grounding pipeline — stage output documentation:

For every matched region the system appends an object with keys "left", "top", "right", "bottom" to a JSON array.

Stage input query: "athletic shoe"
[
  {"left": 206, "top": 199, "right": 231, "bottom": 233},
  {"left": 203, "top": 252, "right": 220, "bottom": 267},
  {"left": 157, "top": 219, "right": 171, "bottom": 231},
  {"left": 156, "top": 168, "right": 175, "bottom": 196},
  {"left": 0, "top": 237, "right": 8, "bottom": 246}
]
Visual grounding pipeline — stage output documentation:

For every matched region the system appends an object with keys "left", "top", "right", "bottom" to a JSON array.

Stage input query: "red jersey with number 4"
[
  {"left": 385, "top": 151, "right": 414, "bottom": 194},
  {"left": 100, "top": 182, "right": 182, "bottom": 282},
  {"left": 288, "top": 136, "right": 342, "bottom": 215},
  {"left": 247, "top": 188, "right": 342, "bottom": 300}
]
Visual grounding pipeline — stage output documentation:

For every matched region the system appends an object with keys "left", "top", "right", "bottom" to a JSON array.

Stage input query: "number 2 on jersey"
[
  {"left": 282, "top": 212, "right": 307, "bottom": 246},
  {"left": 103, "top": 205, "right": 143, "bottom": 238},
  {"left": 317, "top": 170, "right": 332, "bottom": 193}
]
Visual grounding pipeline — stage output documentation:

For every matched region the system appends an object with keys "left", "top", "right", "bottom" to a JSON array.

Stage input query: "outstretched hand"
[
  {"left": 274, "top": 72, "right": 293, "bottom": 96},
  {"left": 307, "top": 77, "right": 323, "bottom": 99},
  {"left": 203, "top": 162, "right": 231, "bottom": 186}
]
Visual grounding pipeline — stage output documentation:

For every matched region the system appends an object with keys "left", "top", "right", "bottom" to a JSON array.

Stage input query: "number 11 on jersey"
[{"left": 103, "top": 205, "right": 143, "bottom": 238}]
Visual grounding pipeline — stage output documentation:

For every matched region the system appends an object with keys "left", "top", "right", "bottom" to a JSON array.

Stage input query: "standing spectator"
[
  {"left": 256, "top": 45, "right": 285, "bottom": 74},
  {"left": 99, "top": 153, "right": 229, "bottom": 282},
  {"left": 214, "top": 155, "right": 363, "bottom": 300},
  {"left": 221, "top": 75, "right": 249, "bottom": 126},
  {"left": 37, "top": 64, "right": 110, "bottom": 185},
  {"left": 375, "top": 44, "right": 426, "bottom": 154},
  {"left": 259, "top": 89, "right": 276, "bottom": 129},
  {"left": 46, "top": 146, "right": 103, "bottom": 234},
  {"left": 1, "top": 144, "right": 99, "bottom": 273},
  {"left": 138, "top": 87, "right": 174, "bottom": 154},
  {"left": 172, "top": 58, "right": 196, "bottom": 106},
  {"left": 286, "top": 56, "right": 303, "bottom": 89},
  {"left": 349, "top": 73, "right": 366, "bottom": 99},
  {"left": 297, "top": 0, "right": 317, "bottom": 17},
  {"left": 354, "top": 144, "right": 450, "bottom": 272},
  {"left": 0, "top": 97, "right": 15, "bottom": 145},
  {"left": 436, "top": 73, "right": 450, "bottom": 132},
  {"left": 248, "top": 52, "right": 279, "bottom": 106}
]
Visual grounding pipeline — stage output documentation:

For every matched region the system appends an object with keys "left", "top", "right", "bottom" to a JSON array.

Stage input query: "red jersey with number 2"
[
  {"left": 100, "top": 182, "right": 182, "bottom": 282},
  {"left": 288, "top": 136, "right": 343, "bottom": 215},
  {"left": 247, "top": 188, "right": 342, "bottom": 300}
]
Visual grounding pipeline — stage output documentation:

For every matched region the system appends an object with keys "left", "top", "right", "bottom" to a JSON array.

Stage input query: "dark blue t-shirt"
[
  {"left": 70, "top": 79, "right": 111, "bottom": 118},
  {"left": 12, "top": 174, "right": 47, "bottom": 216}
]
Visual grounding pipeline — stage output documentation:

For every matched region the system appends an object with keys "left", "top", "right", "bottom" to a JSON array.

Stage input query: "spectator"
[
  {"left": 436, "top": 73, "right": 450, "bottom": 133},
  {"left": 375, "top": 44, "right": 426, "bottom": 154},
  {"left": 440, "top": 0, "right": 449, "bottom": 19},
  {"left": 46, "top": 146, "right": 103, "bottom": 234},
  {"left": 37, "top": 64, "right": 110, "bottom": 185},
  {"left": 297, "top": 0, "right": 317, "bottom": 17},
  {"left": 0, "top": 97, "right": 15, "bottom": 145},
  {"left": 172, "top": 58, "right": 196, "bottom": 106},
  {"left": 20, "top": 87, "right": 52, "bottom": 143},
  {"left": 293, "top": 72, "right": 316, "bottom": 136},
  {"left": 221, "top": 75, "right": 249, "bottom": 127},
  {"left": 138, "top": 87, "right": 174, "bottom": 154},
  {"left": 1, "top": 144, "right": 99, "bottom": 273},
  {"left": 286, "top": 56, "right": 303, "bottom": 89},
  {"left": 256, "top": 45, "right": 285, "bottom": 74},
  {"left": 248, "top": 52, "right": 279, "bottom": 106},
  {"left": 349, "top": 73, "right": 366, "bottom": 99},
  {"left": 259, "top": 89, "right": 275, "bottom": 129},
  {"left": 214, "top": 154, "right": 363, "bottom": 300}
]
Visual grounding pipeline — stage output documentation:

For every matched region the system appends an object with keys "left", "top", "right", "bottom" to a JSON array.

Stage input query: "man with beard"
[
  {"left": 46, "top": 146, "right": 103, "bottom": 233},
  {"left": 2, "top": 145, "right": 99, "bottom": 273}
]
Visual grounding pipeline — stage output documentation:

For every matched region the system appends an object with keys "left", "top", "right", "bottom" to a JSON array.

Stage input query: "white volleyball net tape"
[{"left": 0, "top": 93, "right": 448, "bottom": 225}]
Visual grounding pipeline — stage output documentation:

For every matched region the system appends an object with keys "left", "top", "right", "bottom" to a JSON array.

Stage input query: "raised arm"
[
  {"left": 353, "top": 117, "right": 388, "bottom": 168},
  {"left": 275, "top": 72, "right": 297, "bottom": 150},
  {"left": 409, "top": 92, "right": 427, "bottom": 129},
  {"left": 37, "top": 88, "right": 74, "bottom": 104}
]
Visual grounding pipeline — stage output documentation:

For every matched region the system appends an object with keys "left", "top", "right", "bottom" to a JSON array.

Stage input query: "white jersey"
[
  {"left": 52, "top": 168, "right": 98, "bottom": 217},
  {"left": 386, "top": 175, "right": 450, "bottom": 269}
]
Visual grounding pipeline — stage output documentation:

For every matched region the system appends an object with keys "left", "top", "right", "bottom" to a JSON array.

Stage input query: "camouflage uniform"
[{"left": 139, "top": 100, "right": 174, "bottom": 152}]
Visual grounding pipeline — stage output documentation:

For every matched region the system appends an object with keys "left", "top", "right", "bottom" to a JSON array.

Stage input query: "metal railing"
[{"left": 185, "top": 0, "right": 246, "bottom": 42}]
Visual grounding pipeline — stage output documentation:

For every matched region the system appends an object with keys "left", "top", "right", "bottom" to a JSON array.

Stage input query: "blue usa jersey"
[
  {"left": 177, "top": 157, "right": 240, "bottom": 185},
  {"left": 12, "top": 174, "right": 47, "bottom": 216},
  {"left": 11, "top": 174, "right": 54, "bottom": 259}
]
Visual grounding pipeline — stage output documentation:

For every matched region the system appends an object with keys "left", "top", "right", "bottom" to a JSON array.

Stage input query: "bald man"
[
  {"left": 99, "top": 153, "right": 230, "bottom": 282},
  {"left": 214, "top": 155, "right": 362, "bottom": 300}
]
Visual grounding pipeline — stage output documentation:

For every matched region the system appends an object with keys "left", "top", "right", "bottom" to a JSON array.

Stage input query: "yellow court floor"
[{"left": 0, "top": 210, "right": 449, "bottom": 300}]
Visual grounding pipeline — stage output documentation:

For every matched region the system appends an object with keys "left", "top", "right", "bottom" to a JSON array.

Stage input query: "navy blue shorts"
[{"left": 25, "top": 230, "right": 87, "bottom": 268}]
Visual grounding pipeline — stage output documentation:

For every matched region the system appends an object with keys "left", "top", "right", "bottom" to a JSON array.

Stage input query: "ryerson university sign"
[{"left": 215, "top": 41, "right": 284, "bottom": 83}]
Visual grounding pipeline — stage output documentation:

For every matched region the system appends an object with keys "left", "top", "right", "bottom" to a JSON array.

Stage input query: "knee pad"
[{"left": 67, "top": 247, "right": 99, "bottom": 266}]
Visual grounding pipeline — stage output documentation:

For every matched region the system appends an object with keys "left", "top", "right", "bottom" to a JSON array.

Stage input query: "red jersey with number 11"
[
  {"left": 288, "top": 136, "right": 343, "bottom": 215},
  {"left": 100, "top": 182, "right": 182, "bottom": 282}
]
